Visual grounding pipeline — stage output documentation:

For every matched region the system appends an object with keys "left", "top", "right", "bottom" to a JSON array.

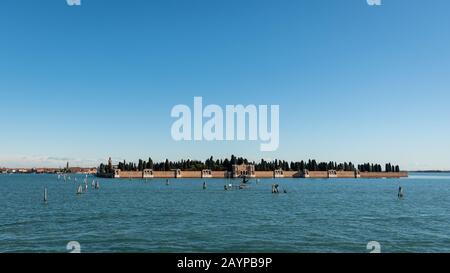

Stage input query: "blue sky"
[{"left": 0, "top": 0, "right": 449, "bottom": 170}]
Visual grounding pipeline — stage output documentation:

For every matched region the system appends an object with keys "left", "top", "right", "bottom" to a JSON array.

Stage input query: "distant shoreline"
[{"left": 410, "top": 170, "right": 450, "bottom": 173}]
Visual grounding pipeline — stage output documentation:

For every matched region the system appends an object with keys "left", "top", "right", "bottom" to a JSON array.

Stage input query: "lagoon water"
[{"left": 1, "top": 173, "right": 450, "bottom": 253}]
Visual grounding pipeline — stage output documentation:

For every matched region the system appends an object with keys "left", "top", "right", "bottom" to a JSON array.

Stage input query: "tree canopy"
[{"left": 97, "top": 156, "right": 401, "bottom": 174}]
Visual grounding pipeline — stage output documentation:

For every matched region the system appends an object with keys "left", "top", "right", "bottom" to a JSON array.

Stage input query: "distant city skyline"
[{"left": 1, "top": 0, "right": 449, "bottom": 170}]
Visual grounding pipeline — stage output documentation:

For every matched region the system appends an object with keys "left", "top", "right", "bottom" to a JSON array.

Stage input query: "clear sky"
[{"left": 1, "top": 0, "right": 449, "bottom": 170}]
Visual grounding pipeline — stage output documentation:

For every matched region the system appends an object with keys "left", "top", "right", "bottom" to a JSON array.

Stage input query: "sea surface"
[{"left": 1, "top": 173, "right": 449, "bottom": 253}]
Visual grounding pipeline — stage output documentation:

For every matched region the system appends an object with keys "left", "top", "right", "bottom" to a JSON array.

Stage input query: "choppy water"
[{"left": 1, "top": 173, "right": 450, "bottom": 253}]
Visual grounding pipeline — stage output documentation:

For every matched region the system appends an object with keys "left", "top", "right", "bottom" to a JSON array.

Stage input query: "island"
[{"left": 96, "top": 156, "right": 408, "bottom": 179}]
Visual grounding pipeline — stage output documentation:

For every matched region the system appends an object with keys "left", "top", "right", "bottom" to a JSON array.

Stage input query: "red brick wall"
[
  {"left": 255, "top": 171, "right": 274, "bottom": 178},
  {"left": 337, "top": 171, "right": 356, "bottom": 178},
  {"left": 211, "top": 171, "right": 227, "bottom": 178},
  {"left": 118, "top": 171, "right": 142, "bottom": 178},
  {"left": 308, "top": 171, "right": 329, "bottom": 178},
  {"left": 181, "top": 171, "right": 202, "bottom": 178},
  {"left": 153, "top": 171, "right": 176, "bottom": 178},
  {"left": 360, "top": 172, "right": 408, "bottom": 178}
]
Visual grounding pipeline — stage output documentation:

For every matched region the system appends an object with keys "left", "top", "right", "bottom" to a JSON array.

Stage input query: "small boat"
[
  {"left": 76, "top": 185, "right": 83, "bottom": 195},
  {"left": 203, "top": 181, "right": 207, "bottom": 190},
  {"left": 242, "top": 176, "right": 250, "bottom": 184},
  {"left": 240, "top": 183, "right": 252, "bottom": 189},
  {"left": 95, "top": 181, "right": 100, "bottom": 189},
  {"left": 91, "top": 180, "right": 95, "bottom": 188},
  {"left": 166, "top": 179, "right": 170, "bottom": 186}
]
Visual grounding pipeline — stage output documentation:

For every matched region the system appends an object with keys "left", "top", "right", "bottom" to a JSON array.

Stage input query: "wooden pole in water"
[{"left": 44, "top": 188, "right": 48, "bottom": 203}]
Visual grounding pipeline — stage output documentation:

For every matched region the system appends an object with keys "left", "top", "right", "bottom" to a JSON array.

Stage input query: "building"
[
  {"left": 231, "top": 164, "right": 256, "bottom": 178},
  {"left": 143, "top": 169, "right": 154, "bottom": 178},
  {"left": 201, "top": 169, "right": 213, "bottom": 178},
  {"left": 274, "top": 168, "right": 284, "bottom": 178},
  {"left": 299, "top": 169, "right": 310, "bottom": 178},
  {"left": 328, "top": 170, "right": 337, "bottom": 178},
  {"left": 174, "top": 169, "right": 182, "bottom": 178}
]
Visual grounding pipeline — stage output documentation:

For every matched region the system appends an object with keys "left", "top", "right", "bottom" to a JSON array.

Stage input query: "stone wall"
[
  {"left": 360, "top": 172, "right": 408, "bottom": 178},
  {"left": 284, "top": 171, "right": 300, "bottom": 177},
  {"left": 211, "top": 171, "right": 228, "bottom": 178},
  {"left": 180, "top": 171, "right": 202, "bottom": 178},
  {"left": 118, "top": 171, "right": 143, "bottom": 178},
  {"left": 337, "top": 171, "right": 357, "bottom": 178},
  {"left": 98, "top": 169, "right": 408, "bottom": 179},
  {"left": 256, "top": 171, "right": 275, "bottom": 178},
  {"left": 308, "top": 171, "right": 329, "bottom": 178},
  {"left": 153, "top": 171, "right": 176, "bottom": 178}
]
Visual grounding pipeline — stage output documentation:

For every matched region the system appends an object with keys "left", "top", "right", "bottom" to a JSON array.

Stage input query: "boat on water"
[
  {"left": 224, "top": 182, "right": 250, "bottom": 190},
  {"left": 76, "top": 185, "right": 83, "bottom": 195},
  {"left": 44, "top": 188, "right": 48, "bottom": 203},
  {"left": 241, "top": 175, "right": 251, "bottom": 184},
  {"left": 238, "top": 176, "right": 251, "bottom": 189},
  {"left": 239, "top": 184, "right": 250, "bottom": 190},
  {"left": 95, "top": 181, "right": 100, "bottom": 189}
]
